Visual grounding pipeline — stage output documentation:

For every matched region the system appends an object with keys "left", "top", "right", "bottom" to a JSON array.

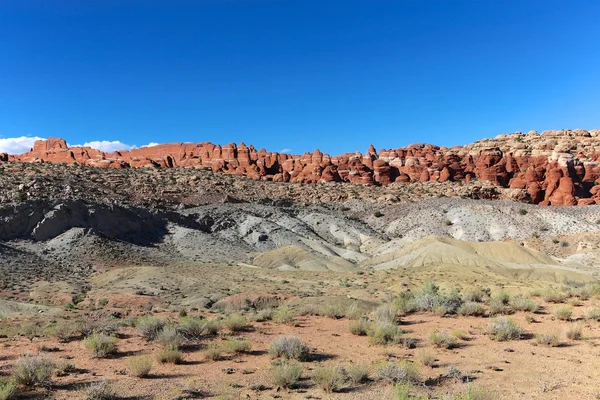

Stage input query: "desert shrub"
[
  {"left": 254, "top": 308, "right": 274, "bottom": 322},
  {"left": 312, "top": 364, "right": 343, "bottom": 393},
  {"left": 410, "top": 284, "right": 463, "bottom": 315},
  {"left": 542, "top": 289, "right": 567, "bottom": 303},
  {"left": 393, "top": 292, "right": 417, "bottom": 315},
  {"left": 85, "top": 380, "right": 117, "bottom": 400},
  {"left": 268, "top": 336, "right": 309, "bottom": 361},
  {"left": 509, "top": 296, "right": 539, "bottom": 312},
  {"left": 446, "top": 384, "right": 498, "bottom": 400},
  {"left": 348, "top": 318, "right": 370, "bottom": 336},
  {"left": 221, "top": 314, "right": 248, "bottom": 332},
  {"left": 584, "top": 307, "right": 600, "bottom": 321},
  {"left": 203, "top": 319, "right": 221, "bottom": 335},
  {"left": 204, "top": 344, "right": 222, "bottom": 361},
  {"left": 273, "top": 306, "right": 295, "bottom": 324},
  {"left": 136, "top": 316, "right": 166, "bottom": 340},
  {"left": 53, "top": 320, "right": 84, "bottom": 343},
  {"left": 492, "top": 291, "right": 510, "bottom": 305},
  {"left": 0, "top": 379, "right": 17, "bottom": 400},
  {"left": 565, "top": 324, "right": 583, "bottom": 340},
  {"left": 345, "top": 363, "right": 369, "bottom": 385},
  {"left": 345, "top": 303, "right": 364, "bottom": 319},
  {"left": 534, "top": 332, "right": 561, "bottom": 347},
  {"left": 12, "top": 355, "right": 54, "bottom": 387},
  {"left": 220, "top": 339, "right": 252, "bottom": 354},
  {"left": 377, "top": 361, "right": 420, "bottom": 384},
  {"left": 177, "top": 317, "right": 206, "bottom": 340},
  {"left": 429, "top": 330, "right": 458, "bottom": 349},
  {"left": 462, "top": 289, "right": 486, "bottom": 303},
  {"left": 156, "top": 326, "right": 184, "bottom": 349},
  {"left": 84, "top": 319, "right": 121, "bottom": 337},
  {"left": 373, "top": 303, "right": 398, "bottom": 324},
  {"left": 270, "top": 362, "right": 303, "bottom": 389},
  {"left": 457, "top": 301, "right": 485, "bottom": 316},
  {"left": 156, "top": 345, "right": 183, "bottom": 364},
  {"left": 552, "top": 307, "right": 572, "bottom": 321},
  {"left": 320, "top": 303, "right": 345, "bottom": 319},
  {"left": 128, "top": 356, "right": 152, "bottom": 378},
  {"left": 394, "top": 383, "right": 428, "bottom": 400},
  {"left": 84, "top": 332, "right": 117, "bottom": 358},
  {"left": 418, "top": 350, "right": 435, "bottom": 367},
  {"left": 368, "top": 321, "right": 403, "bottom": 345},
  {"left": 487, "top": 297, "right": 513, "bottom": 316},
  {"left": 487, "top": 317, "right": 521, "bottom": 341}
]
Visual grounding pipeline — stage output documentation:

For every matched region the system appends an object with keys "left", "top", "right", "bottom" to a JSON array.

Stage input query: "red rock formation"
[{"left": 8, "top": 129, "right": 600, "bottom": 205}]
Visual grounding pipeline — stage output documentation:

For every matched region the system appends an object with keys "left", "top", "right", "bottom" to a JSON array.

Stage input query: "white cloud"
[
  {"left": 279, "top": 148, "right": 292, "bottom": 154},
  {"left": 141, "top": 142, "right": 160, "bottom": 147},
  {"left": 81, "top": 140, "right": 136, "bottom": 152},
  {"left": 0, "top": 136, "right": 45, "bottom": 154}
]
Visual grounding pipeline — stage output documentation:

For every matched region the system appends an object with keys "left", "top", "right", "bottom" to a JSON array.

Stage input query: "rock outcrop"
[{"left": 6, "top": 129, "right": 600, "bottom": 205}]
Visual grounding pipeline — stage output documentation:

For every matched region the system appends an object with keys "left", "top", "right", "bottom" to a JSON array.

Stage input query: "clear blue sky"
[{"left": 1, "top": 0, "right": 599, "bottom": 155}]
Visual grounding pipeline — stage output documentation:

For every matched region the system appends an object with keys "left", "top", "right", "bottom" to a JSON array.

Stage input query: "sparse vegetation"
[
  {"left": 418, "top": 350, "right": 436, "bottom": 367},
  {"left": 534, "top": 332, "right": 561, "bottom": 347},
  {"left": 0, "top": 379, "right": 17, "bottom": 400},
  {"left": 345, "top": 363, "right": 369, "bottom": 385},
  {"left": 273, "top": 306, "right": 295, "bottom": 324},
  {"left": 12, "top": 355, "right": 54, "bottom": 387},
  {"left": 136, "top": 316, "right": 167, "bottom": 341},
  {"left": 312, "top": 364, "right": 343, "bottom": 393},
  {"left": 429, "top": 330, "right": 458, "bottom": 349},
  {"left": 221, "top": 314, "right": 248, "bottom": 332},
  {"left": 348, "top": 318, "right": 370, "bottom": 336},
  {"left": 269, "top": 336, "right": 309, "bottom": 361},
  {"left": 84, "top": 332, "right": 118, "bottom": 358},
  {"left": 271, "top": 362, "right": 303, "bottom": 389},
  {"left": 552, "top": 307, "right": 573, "bottom": 321},
  {"left": 487, "top": 317, "right": 522, "bottom": 341},
  {"left": 565, "top": 324, "right": 583, "bottom": 340},
  {"left": 128, "top": 356, "right": 153, "bottom": 378},
  {"left": 156, "top": 345, "right": 184, "bottom": 364},
  {"left": 85, "top": 380, "right": 117, "bottom": 400},
  {"left": 457, "top": 301, "right": 485, "bottom": 316},
  {"left": 377, "top": 361, "right": 420, "bottom": 384}
]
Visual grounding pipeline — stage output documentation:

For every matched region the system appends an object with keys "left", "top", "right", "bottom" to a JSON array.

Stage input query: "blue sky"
[{"left": 1, "top": 0, "right": 599, "bottom": 155}]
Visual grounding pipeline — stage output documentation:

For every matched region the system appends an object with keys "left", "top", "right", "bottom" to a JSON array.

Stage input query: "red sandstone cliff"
[{"left": 6, "top": 129, "right": 600, "bottom": 205}]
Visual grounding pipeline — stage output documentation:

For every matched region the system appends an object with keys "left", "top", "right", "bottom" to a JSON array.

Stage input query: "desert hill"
[{"left": 4, "top": 128, "right": 600, "bottom": 205}]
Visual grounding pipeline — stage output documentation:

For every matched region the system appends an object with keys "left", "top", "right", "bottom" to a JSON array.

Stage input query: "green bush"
[
  {"left": 177, "top": 317, "right": 206, "bottom": 340},
  {"left": 136, "top": 316, "right": 166, "bottom": 340},
  {"left": 204, "top": 344, "right": 223, "bottom": 361},
  {"left": 85, "top": 380, "right": 117, "bottom": 400},
  {"left": 368, "top": 321, "right": 402, "bottom": 345},
  {"left": 0, "top": 378, "right": 17, "bottom": 400},
  {"left": 348, "top": 318, "right": 370, "bottom": 336},
  {"left": 12, "top": 355, "right": 54, "bottom": 387},
  {"left": 429, "top": 330, "right": 458, "bottom": 349},
  {"left": 552, "top": 307, "right": 572, "bottom": 321},
  {"left": 203, "top": 319, "right": 221, "bottom": 335},
  {"left": 128, "top": 356, "right": 152, "bottom": 378},
  {"left": 268, "top": 336, "right": 309, "bottom": 361},
  {"left": 271, "top": 362, "right": 303, "bottom": 389},
  {"left": 84, "top": 332, "right": 118, "bottom": 358},
  {"left": 156, "top": 345, "right": 183, "bottom": 364},
  {"left": 457, "top": 301, "right": 485, "bottom": 316},
  {"left": 535, "top": 332, "right": 561, "bottom": 347},
  {"left": 273, "top": 306, "right": 295, "bottom": 324},
  {"left": 220, "top": 339, "right": 252, "bottom": 354},
  {"left": 509, "top": 296, "right": 539, "bottom": 312},
  {"left": 377, "top": 361, "right": 420, "bottom": 384},
  {"left": 312, "top": 364, "right": 343, "bottom": 393},
  {"left": 584, "top": 307, "right": 600, "bottom": 321},
  {"left": 345, "top": 363, "right": 369, "bottom": 385},
  {"left": 156, "top": 326, "right": 184, "bottom": 349},
  {"left": 221, "top": 314, "right": 248, "bottom": 332},
  {"left": 446, "top": 384, "right": 498, "bottom": 400},
  {"left": 487, "top": 317, "right": 521, "bottom": 341},
  {"left": 542, "top": 289, "right": 567, "bottom": 304}
]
